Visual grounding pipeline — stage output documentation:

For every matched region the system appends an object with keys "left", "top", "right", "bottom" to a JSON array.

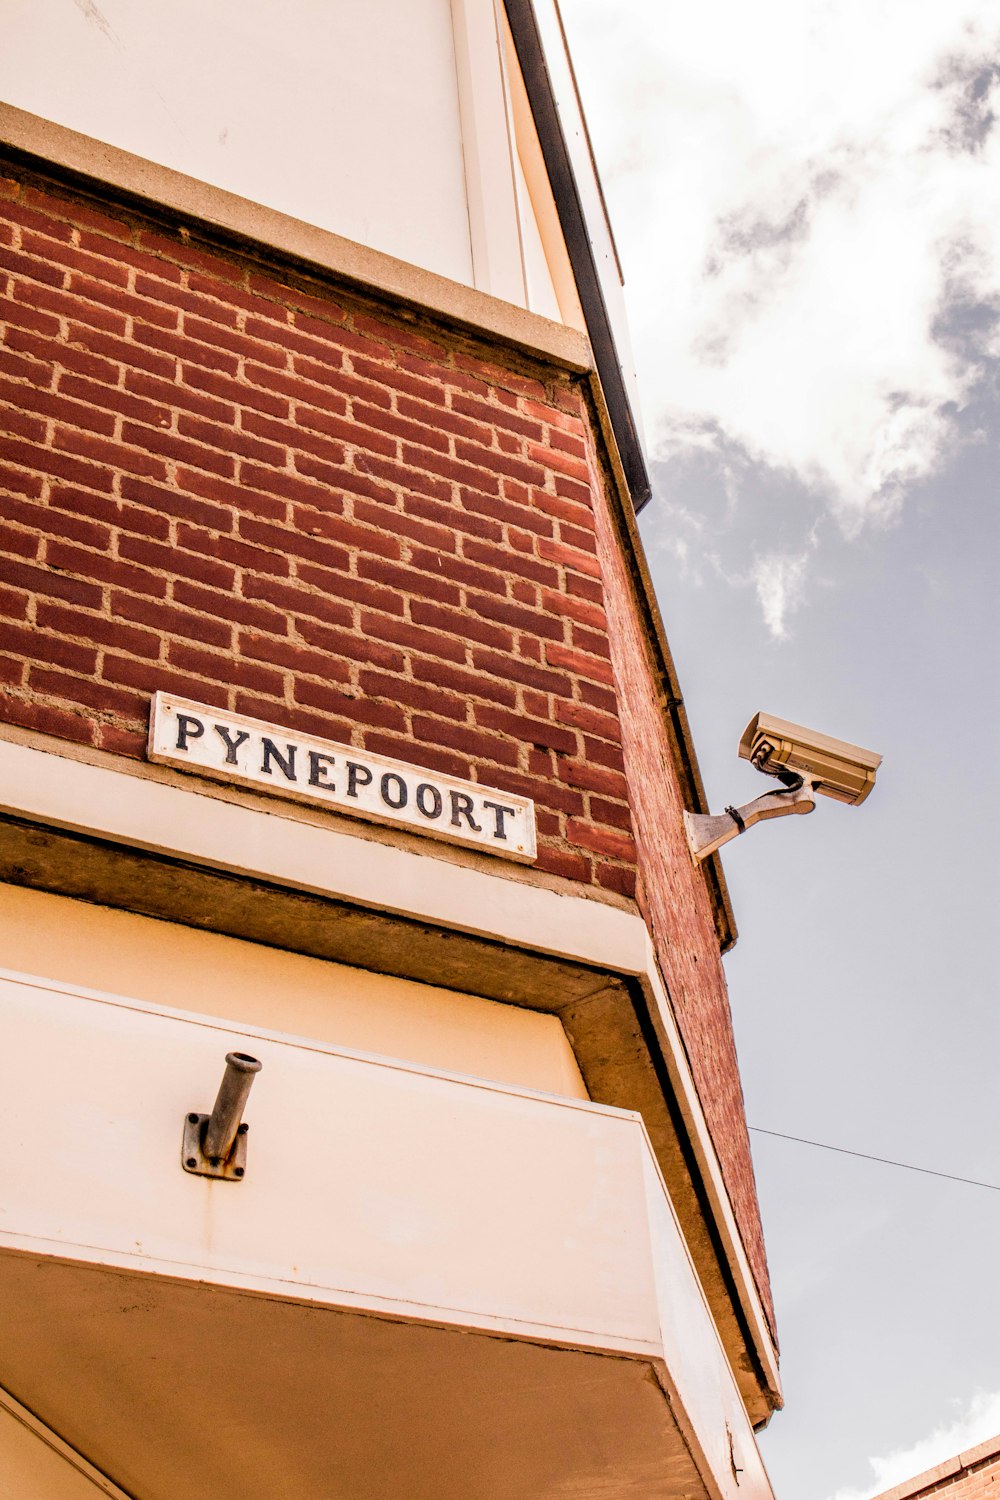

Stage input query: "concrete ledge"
[{"left": 0, "top": 102, "right": 593, "bottom": 376}]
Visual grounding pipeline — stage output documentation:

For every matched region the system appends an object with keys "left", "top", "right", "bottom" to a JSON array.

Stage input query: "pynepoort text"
[{"left": 147, "top": 693, "right": 536, "bottom": 861}]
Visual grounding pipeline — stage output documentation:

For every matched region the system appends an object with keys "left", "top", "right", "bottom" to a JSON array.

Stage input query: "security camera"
[
  {"left": 684, "top": 712, "right": 882, "bottom": 863},
  {"left": 738, "top": 712, "right": 881, "bottom": 806}
]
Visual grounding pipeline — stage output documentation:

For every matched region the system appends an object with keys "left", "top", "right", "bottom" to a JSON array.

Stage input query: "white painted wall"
[
  {"left": 0, "top": 0, "right": 475, "bottom": 285},
  {"left": 0, "top": 0, "right": 577, "bottom": 321},
  {"left": 0, "top": 883, "right": 587, "bottom": 1099}
]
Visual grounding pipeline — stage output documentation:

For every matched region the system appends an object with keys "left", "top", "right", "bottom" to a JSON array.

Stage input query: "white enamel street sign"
[{"left": 147, "top": 693, "right": 537, "bottom": 862}]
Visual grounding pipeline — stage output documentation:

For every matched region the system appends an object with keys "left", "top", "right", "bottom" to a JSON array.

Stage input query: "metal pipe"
[{"left": 203, "top": 1051, "right": 262, "bottom": 1163}]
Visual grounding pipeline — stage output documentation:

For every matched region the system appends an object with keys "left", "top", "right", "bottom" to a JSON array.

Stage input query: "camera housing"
[{"left": 738, "top": 712, "right": 881, "bottom": 806}]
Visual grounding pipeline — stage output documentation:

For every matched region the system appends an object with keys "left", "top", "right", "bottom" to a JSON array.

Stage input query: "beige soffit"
[
  {"left": 0, "top": 102, "right": 590, "bottom": 375},
  {"left": 0, "top": 733, "right": 779, "bottom": 1412}
]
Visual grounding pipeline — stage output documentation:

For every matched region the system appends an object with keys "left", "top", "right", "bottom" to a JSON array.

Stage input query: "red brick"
[
  {"left": 296, "top": 561, "right": 404, "bottom": 617},
  {"left": 2, "top": 203, "right": 76, "bottom": 243},
  {"left": 97, "top": 723, "right": 147, "bottom": 757},
  {"left": 554, "top": 699, "right": 621, "bottom": 742},
  {"left": 4, "top": 493, "right": 109, "bottom": 551},
  {"left": 475, "top": 703, "right": 577, "bottom": 756},
  {"left": 0, "top": 695, "right": 96, "bottom": 745},
  {"left": 590, "top": 796, "right": 633, "bottom": 831},
  {"left": 125, "top": 368, "right": 236, "bottom": 424},
  {"left": 401, "top": 444, "right": 502, "bottom": 496},
  {"left": 296, "top": 616, "right": 404, "bottom": 673},
  {"left": 582, "top": 736, "right": 626, "bottom": 772},
  {"left": 410, "top": 599, "right": 512, "bottom": 653},
  {"left": 561, "top": 521, "right": 598, "bottom": 555},
  {"left": 545, "top": 641, "right": 615, "bottom": 686},
  {"left": 240, "top": 516, "right": 350, "bottom": 573},
  {"left": 18, "top": 278, "right": 129, "bottom": 336},
  {"left": 243, "top": 408, "right": 345, "bottom": 467},
  {"left": 175, "top": 519, "right": 289, "bottom": 576},
  {"left": 0, "top": 461, "right": 44, "bottom": 499},
  {"left": 133, "top": 321, "right": 238, "bottom": 377},
  {"left": 6, "top": 327, "right": 119, "bottom": 385},
  {"left": 295, "top": 677, "right": 406, "bottom": 734},
  {"left": 0, "top": 583, "right": 29, "bottom": 619},
  {"left": 352, "top": 451, "right": 450, "bottom": 504},
  {"left": 355, "top": 734, "right": 462, "bottom": 780},
  {"left": 238, "top": 631, "right": 352, "bottom": 684},
  {"left": 409, "top": 656, "right": 517, "bottom": 709},
  {"left": 110, "top": 590, "right": 230, "bottom": 646},
  {"left": 69, "top": 324, "right": 178, "bottom": 381},
  {"left": 35, "top": 601, "right": 160, "bottom": 660},
  {"left": 135, "top": 274, "right": 242, "bottom": 328},
  {"left": 120, "top": 533, "right": 236, "bottom": 590},
  {"left": 28, "top": 666, "right": 147, "bottom": 719},
  {"left": 0, "top": 247, "right": 67, "bottom": 289},
  {"left": 566, "top": 820, "right": 637, "bottom": 861},
  {"left": 1, "top": 297, "right": 63, "bottom": 340},
  {"left": 186, "top": 364, "right": 287, "bottom": 419},
  {"left": 460, "top": 487, "right": 552, "bottom": 538},
  {"left": 596, "top": 863, "right": 637, "bottom": 898},
  {"left": 137, "top": 230, "right": 244, "bottom": 284},
  {"left": 2, "top": 377, "right": 117, "bottom": 437},
  {"left": 534, "top": 846, "right": 591, "bottom": 882},
  {"left": 357, "top": 553, "right": 461, "bottom": 606},
  {"left": 243, "top": 465, "right": 334, "bottom": 509},
  {"left": 353, "top": 499, "right": 457, "bottom": 555},
  {"left": 353, "top": 355, "right": 448, "bottom": 409},
  {"left": 359, "top": 667, "right": 466, "bottom": 722},
  {"left": 232, "top": 695, "right": 354, "bottom": 743},
  {"left": 0, "top": 520, "right": 39, "bottom": 559},
  {"left": 0, "top": 619, "right": 98, "bottom": 673},
  {"left": 166, "top": 638, "right": 284, "bottom": 696},
  {"left": 177, "top": 469, "right": 285, "bottom": 524},
  {"left": 411, "top": 715, "right": 519, "bottom": 768},
  {"left": 102, "top": 654, "right": 230, "bottom": 707},
  {"left": 292, "top": 505, "right": 400, "bottom": 561},
  {"left": 466, "top": 592, "right": 564, "bottom": 643},
  {"left": 2, "top": 556, "right": 103, "bottom": 609},
  {"left": 531, "top": 487, "right": 596, "bottom": 529},
  {"left": 242, "top": 573, "right": 354, "bottom": 629},
  {"left": 540, "top": 587, "right": 605, "bottom": 629},
  {"left": 0, "top": 405, "right": 47, "bottom": 444},
  {"left": 470, "top": 647, "right": 570, "bottom": 696},
  {"left": 558, "top": 758, "right": 628, "bottom": 799},
  {"left": 173, "top": 580, "right": 288, "bottom": 636},
  {"left": 451, "top": 392, "right": 544, "bottom": 442},
  {"left": 358, "top": 610, "right": 467, "bottom": 666},
  {"left": 403, "top": 491, "right": 502, "bottom": 543}
]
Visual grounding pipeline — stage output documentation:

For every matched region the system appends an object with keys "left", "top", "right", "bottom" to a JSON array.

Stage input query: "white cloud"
[
  {"left": 564, "top": 0, "right": 1000, "bottom": 531},
  {"left": 751, "top": 549, "right": 811, "bottom": 638},
  {"left": 825, "top": 1388, "right": 1000, "bottom": 1500}
]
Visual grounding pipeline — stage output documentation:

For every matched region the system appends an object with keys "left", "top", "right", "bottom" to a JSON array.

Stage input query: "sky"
[{"left": 561, "top": 2, "right": 1000, "bottom": 1496}]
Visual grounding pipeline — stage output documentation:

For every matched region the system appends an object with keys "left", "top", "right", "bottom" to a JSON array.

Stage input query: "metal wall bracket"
[
  {"left": 181, "top": 1050, "right": 261, "bottom": 1181},
  {"left": 182, "top": 1112, "right": 249, "bottom": 1181}
]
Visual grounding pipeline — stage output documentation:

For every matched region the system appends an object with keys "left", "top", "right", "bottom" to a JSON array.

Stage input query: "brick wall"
[
  {"left": 0, "top": 164, "right": 773, "bottom": 1327},
  {"left": 872, "top": 1439, "right": 1000, "bottom": 1500},
  {"left": 0, "top": 170, "right": 637, "bottom": 893},
  {"left": 587, "top": 447, "right": 775, "bottom": 1337}
]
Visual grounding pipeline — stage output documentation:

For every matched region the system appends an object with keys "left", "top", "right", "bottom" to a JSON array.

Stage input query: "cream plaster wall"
[{"left": 0, "top": 884, "right": 587, "bottom": 1099}]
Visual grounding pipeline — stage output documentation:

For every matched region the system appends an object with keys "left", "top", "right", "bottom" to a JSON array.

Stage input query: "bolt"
[
  {"left": 185, "top": 1157, "right": 197, "bottom": 1169},
  {"left": 234, "top": 1167, "right": 245, "bottom": 1178},
  {"left": 238, "top": 1122, "right": 249, "bottom": 1135},
  {"left": 188, "top": 1113, "right": 199, "bottom": 1124}
]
